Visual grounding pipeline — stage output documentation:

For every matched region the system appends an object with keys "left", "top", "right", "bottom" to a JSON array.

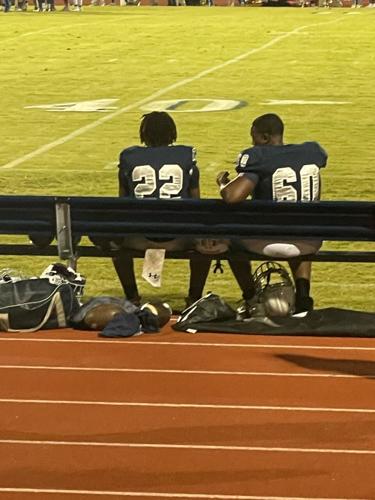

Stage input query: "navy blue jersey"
[
  {"left": 118, "top": 145, "right": 199, "bottom": 199},
  {"left": 235, "top": 142, "right": 327, "bottom": 201}
]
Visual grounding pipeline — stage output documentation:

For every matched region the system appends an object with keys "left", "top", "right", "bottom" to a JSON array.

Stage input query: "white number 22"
[{"left": 132, "top": 164, "right": 184, "bottom": 199}]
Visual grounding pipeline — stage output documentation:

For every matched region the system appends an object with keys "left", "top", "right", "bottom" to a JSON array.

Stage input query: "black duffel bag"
[{"left": 0, "top": 278, "right": 79, "bottom": 332}]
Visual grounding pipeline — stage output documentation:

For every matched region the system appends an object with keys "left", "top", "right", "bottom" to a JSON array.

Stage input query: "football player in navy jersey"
[
  {"left": 113, "top": 111, "right": 211, "bottom": 306},
  {"left": 118, "top": 113, "right": 200, "bottom": 201},
  {"left": 217, "top": 113, "right": 328, "bottom": 314}
]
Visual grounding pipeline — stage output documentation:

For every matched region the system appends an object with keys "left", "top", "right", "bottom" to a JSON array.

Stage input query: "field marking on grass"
[
  {"left": 0, "top": 364, "right": 367, "bottom": 379},
  {"left": 1, "top": 17, "right": 141, "bottom": 43},
  {"left": 1, "top": 337, "right": 375, "bottom": 351},
  {"left": 262, "top": 99, "right": 351, "bottom": 105},
  {"left": 2, "top": 438, "right": 375, "bottom": 455},
  {"left": 0, "top": 16, "right": 347, "bottom": 171},
  {"left": 0, "top": 490, "right": 366, "bottom": 500},
  {"left": 1, "top": 398, "right": 375, "bottom": 414},
  {"left": 2, "top": 22, "right": 99, "bottom": 43}
]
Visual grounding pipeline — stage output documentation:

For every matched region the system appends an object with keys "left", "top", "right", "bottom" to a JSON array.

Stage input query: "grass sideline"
[{"left": 0, "top": 7, "right": 374, "bottom": 311}]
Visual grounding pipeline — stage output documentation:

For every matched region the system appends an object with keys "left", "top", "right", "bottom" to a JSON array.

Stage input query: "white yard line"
[
  {"left": 1, "top": 438, "right": 375, "bottom": 456},
  {"left": 0, "top": 364, "right": 370, "bottom": 379},
  {"left": 0, "top": 17, "right": 346, "bottom": 171},
  {"left": 2, "top": 23, "right": 97, "bottom": 43},
  {"left": 0, "top": 489, "right": 367, "bottom": 500},
  {"left": 0, "top": 398, "right": 375, "bottom": 414},
  {"left": 0, "top": 337, "right": 374, "bottom": 351}
]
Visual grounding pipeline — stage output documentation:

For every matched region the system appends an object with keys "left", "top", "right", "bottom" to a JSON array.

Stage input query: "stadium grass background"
[{"left": 0, "top": 6, "right": 374, "bottom": 311}]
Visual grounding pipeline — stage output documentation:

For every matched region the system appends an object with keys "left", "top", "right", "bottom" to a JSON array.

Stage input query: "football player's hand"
[
  {"left": 195, "top": 238, "right": 229, "bottom": 255},
  {"left": 216, "top": 171, "right": 230, "bottom": 187}
]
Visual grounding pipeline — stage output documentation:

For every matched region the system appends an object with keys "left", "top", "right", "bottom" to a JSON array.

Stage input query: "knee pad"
[{"left": 263, "top": 243, "right": 301, "bottom": 258}]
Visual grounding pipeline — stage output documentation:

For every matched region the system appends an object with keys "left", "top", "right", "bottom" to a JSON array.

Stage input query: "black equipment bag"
[
  {"left": 0, "top": 278, "right": 79, "bottom": 332},
  {"left": 173, "top": 296, "right": 375, "bottom": 338},
  {"left": 174, "top": 292, "right": 236, "bottom": 332}
]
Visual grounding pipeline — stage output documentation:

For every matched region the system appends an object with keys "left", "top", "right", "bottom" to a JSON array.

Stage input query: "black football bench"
[{"left": 0, "top": 195, "right": 373, "bottom": 268}]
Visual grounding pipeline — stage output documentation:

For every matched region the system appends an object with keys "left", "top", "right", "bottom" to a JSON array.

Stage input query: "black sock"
[
  {"left": 188, "top": 258, "right": 211, "bottom": 302},
  {"left": 295, "top": 278, "right": 310, "bottom": 300}
]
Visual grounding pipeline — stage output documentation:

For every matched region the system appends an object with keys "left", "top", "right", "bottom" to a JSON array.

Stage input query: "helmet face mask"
[{"left": 253, "top": 261, "right": 295, "bottom": 317}]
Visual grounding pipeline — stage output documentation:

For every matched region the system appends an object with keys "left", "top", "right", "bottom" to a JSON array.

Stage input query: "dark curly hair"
[{"left": 139, "top": 111, "right": 177, "bottom": 147}]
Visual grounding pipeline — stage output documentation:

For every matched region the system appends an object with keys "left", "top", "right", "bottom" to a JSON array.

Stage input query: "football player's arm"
[
  {"left": 119, "top": 183, "right": 129, "bottom": 197},
  {"left": 188, "top": 153, "right": 201, "bottom": 199},
  {"left": 117, "top": 150, "right": 131, "bottom": 197},
  {"left": 189, "top": 186, "right": 200, "bottom": 199},
  {"left": 118, "top": 168, "right": 129, "bottom": 197},
  {"left": 217, "top": 171, "right": 255, "bottom": 204}
]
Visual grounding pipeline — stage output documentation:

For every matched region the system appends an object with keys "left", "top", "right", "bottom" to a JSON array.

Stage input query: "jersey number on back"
[
  {"left": 132, "top": 164, "right": 183, "bottom": 199},
  {"left": 272, "top": 164, "right": 320, "bottom": 202}
]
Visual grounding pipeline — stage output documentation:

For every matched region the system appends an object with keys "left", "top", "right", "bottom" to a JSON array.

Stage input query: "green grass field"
[{"left": 0, "top": 6, "right": 374, "bottom": 311}]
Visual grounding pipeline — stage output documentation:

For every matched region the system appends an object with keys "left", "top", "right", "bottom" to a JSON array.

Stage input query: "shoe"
[
  {"left": 184, "top": 296, "right": 199, "bottom": 309},
  {"left": 236, "top": 297, "right": 263, "bottom": 320},
  {"left": 294, "top": 296, "right": 314, "bottom": 315},
  {"left": 129, "top": 295, "right": 142, "bottom": 307}
]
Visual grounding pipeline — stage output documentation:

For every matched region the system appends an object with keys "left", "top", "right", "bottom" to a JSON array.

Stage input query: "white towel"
[{"left": 142, "top": 248, "right": 166, "bottom": 287}]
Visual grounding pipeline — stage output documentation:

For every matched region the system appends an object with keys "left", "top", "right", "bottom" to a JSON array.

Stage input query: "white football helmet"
[
  {"left": 40, "top": 263, "right": 86, "bottom": 298},
  {"left": 253, "top": 261, "right": 295, "bottom": 317}
]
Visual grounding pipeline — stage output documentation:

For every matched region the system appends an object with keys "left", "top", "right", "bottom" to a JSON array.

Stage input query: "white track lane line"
[
  {"left": 0, "top": 490, "right": 368, "bottom": 500},
  {"left": 1, "top": 337, "right": 375, "bottom": 351},
  {"left": 1, "top": 399, "right": 375, "bottom": 414},
  {"left": 2, "top": 438, "right": 375, "bottom": 456},
  {"left": 0, "top": 364, "right": 371, "bottom": 379},
  {"left": 0, "top": 17, "right": 346, "bottom": 170}
]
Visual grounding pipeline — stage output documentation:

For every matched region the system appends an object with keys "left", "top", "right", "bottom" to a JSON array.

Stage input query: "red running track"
[{"left": 0, "top": 325, "right": 375, "bottom": 499}]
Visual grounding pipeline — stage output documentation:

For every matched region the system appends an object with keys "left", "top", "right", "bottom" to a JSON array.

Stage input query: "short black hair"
[
  {"left": 139, "top": 111, "right": 177, "bottom": 147},
  {"left": 252, "top": 113, "right": 284, "bottom": 137}
]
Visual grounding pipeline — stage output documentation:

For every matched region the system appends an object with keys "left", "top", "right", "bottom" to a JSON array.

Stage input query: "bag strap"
[{"left": 4, "top": 292, "right": 68, "bottom": 333}]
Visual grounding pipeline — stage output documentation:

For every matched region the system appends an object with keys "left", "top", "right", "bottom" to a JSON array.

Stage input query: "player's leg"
[
  {"left": 288, "top": 259, "right": 314, "bottom": 313},
  {"left": 187, "top": 256, "right": 211, "bottom": 306},
  {"left": 238, "top": 238, "right": 320, "bottom": 314},
  {"left": 112, "top": 252, "right": 141, "bottom": 305},
  {"left": 226, "top": 258, "right": 257, "bottom": 318},
  {"left": 227, "top": 259, "right": 256, "bottom": 302}
]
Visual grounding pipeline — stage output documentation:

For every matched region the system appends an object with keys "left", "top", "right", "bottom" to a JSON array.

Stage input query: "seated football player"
[
  {"left": 112, "top": 111, "right": 212, "bottom": 306},
  {"left": 216, "top": 113, "right": 328, "bottom": 314}
]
